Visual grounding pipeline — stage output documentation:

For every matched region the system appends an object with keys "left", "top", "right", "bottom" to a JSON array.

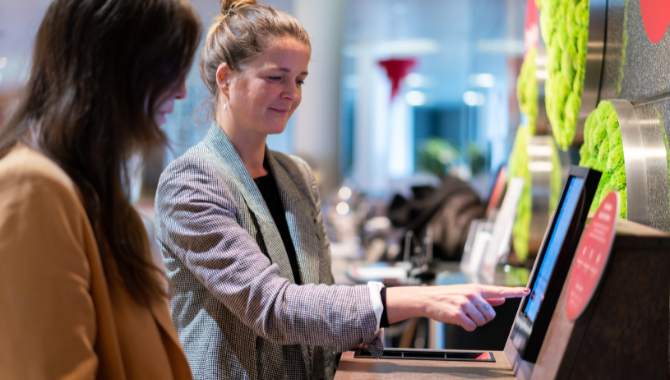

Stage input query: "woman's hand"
[{"left": 385, "top": 284, "right": 530, "bottom": 331}]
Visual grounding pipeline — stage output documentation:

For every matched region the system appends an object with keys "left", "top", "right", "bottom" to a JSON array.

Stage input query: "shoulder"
[
  {"left": 160, "top": 146, "right": 217, "bottom": 183},
  {"left": 156, "top": 145, "right": 239, "bottom": 213},
  {"left": 0, "top": 144, "right": 82, "bottom": 209},
  {"left": 158, "top": 143, "right": 238, "bottom": 193},
  {"left": 0, "top": 145, "right": 90, "bottom": 274}
]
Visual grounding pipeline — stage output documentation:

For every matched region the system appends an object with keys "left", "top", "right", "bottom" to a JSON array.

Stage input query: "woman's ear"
[{"left": 216, "top": 63, "right": 230, "bottom": 98}]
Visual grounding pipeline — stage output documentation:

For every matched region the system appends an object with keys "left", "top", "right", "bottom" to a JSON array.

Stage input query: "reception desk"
[
  {"left": 334, "top": 350, "right": 514, "bottom": 379},
  {"left": 335, "top": 217, "right": 670, "bottom": 380}
]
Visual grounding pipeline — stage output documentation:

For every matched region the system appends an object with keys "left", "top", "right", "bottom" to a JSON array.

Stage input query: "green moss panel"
[
  {"left": 507, "top": 134, "right": 562, "bottom": 264},
  {"left": 537, "top": 0, "right": 589, "bottom": 150},
  {"left": 508, "top": 126, "right": 531, "bottom": 262},
  {"left": 654, "top": 106, "right": 670, "bottom": 212},
  {"left": 579, "top": 101, "right": 627, "bottom": 218},
  {"left": 517, "top": 48, "right": 538, "bottom": 134}
]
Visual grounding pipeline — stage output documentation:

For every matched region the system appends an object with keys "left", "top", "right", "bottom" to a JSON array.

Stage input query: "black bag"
[{"left": 388, "top": 175, "right": 485, "bottom": 261}]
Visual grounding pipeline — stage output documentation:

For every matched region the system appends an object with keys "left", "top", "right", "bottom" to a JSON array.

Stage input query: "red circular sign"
[
  {"left": 640, "top": 0, "right": 670, "bottom": 43},
  {"left": 523, "top": 0, "right": 539, "bottom": 56},
  {"left": 565, "top": 191, "right": 620, "bottom": 321}
]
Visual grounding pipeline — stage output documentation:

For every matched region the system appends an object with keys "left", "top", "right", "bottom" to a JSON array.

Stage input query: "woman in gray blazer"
[{"left": 155, "top": 1, "right": 530, "bottom": 379}]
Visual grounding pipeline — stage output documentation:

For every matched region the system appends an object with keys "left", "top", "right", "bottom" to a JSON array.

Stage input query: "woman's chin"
[
  {"left": 155, "top": 113, "right": 167, "bottom": 126},
  {"left": 265, "top": 124, "right": 287, "bottom": 135}
]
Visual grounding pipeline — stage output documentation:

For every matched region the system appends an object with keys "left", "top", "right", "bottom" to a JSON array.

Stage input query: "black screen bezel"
[
  {"left": 518, "top": 175, "right": 584, "bottom": 322},
  {"left": 510, "top": 166, "right": 601, "bottom": 362}
]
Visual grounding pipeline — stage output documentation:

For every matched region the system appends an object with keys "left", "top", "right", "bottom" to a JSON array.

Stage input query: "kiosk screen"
[
  {"left": 525, "top": 177, "right": 584, "bottom": 322},
  {"left": 511, "top": 166, "right": 600, "bottom": 362}
]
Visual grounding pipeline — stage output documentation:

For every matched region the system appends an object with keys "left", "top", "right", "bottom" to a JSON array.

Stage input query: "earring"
[{"left": 224, "top": 101, "right": 228, "bottom": 110}]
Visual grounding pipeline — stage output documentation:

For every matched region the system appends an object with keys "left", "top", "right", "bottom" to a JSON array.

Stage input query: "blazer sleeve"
[
  {"left": 0, "top": 172, "right": 97, "bottom": 379},
  {"left": 155, "top": 156, "right": 380, "bottom": 352}
]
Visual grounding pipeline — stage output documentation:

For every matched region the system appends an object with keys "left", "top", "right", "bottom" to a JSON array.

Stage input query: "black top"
[
  {"left": 255, "top": 170, "right": 391, "bottom": 325},
  {"left": 254, "top": 172, "right": 302, "bottom": 285}
]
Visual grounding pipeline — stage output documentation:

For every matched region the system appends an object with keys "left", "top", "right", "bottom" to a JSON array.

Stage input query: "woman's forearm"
[{"left": 385, "top": 284, "right": 530, "bottom": 331}]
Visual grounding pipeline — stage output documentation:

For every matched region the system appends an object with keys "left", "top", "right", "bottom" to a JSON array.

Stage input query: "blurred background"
[
  {"left": 0, "top": 0, "right": 525, "bottom": 197},
  {"left": 0, "top": 0, "right": 530, "bottom": 350}
]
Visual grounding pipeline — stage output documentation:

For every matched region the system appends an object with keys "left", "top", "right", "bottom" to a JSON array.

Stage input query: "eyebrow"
[{"left": 275, "top": 67, "right": 309, "bottom": 76}]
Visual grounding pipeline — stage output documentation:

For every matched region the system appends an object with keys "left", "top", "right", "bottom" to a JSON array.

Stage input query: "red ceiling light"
[{"left": 378, "top": 58, "right": 417, "bottom": 100}]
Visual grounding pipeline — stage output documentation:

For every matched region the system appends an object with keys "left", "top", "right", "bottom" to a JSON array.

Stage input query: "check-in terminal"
[
  {"left": 8, "top": 0, "right": 670, "bottom": 379},
  {"left": 335, "top": 166, "right": 670, "bottom": 379},
  {"left": 334, "top": 0, "right": 670, "bottom": 377}
]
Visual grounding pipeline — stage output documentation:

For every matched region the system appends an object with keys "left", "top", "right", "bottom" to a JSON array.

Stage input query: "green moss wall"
[
  {"left": 517, "top": 48, "right": 538, "bottom": 135},
  {"left": 579, "top": 101, "right": 627, "bottom": 218},
  {"left": 538, "top": 0, "right": 589, "bottom": 150}
]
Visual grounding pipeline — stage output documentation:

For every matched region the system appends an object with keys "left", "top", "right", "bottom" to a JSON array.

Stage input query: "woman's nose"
[
  {"left": 282, "top": 82, "right": 300, "bottom": 101},
  {"left": 174, "top": 79, "right": 188, "bottom": 100}
]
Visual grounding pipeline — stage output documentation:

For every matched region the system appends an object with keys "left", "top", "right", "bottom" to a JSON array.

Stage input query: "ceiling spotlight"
[
  {"left": 405, "top": 91, "right": 427, "bottom": 106},
  {"left": 469, "top": 73, "right": 495, "bottom": 88},
  {"left": 376, "top": 39, "right": 439, "bottom": 56},
  {"left": 336, "top": 202, "right": 350, "bottom": 215},
  {"left": 405, "top": 73, "right": 433, "bottom": 88},
  {"left": 338, "top": 186, "right": 352, "bottom": 200},
  {"left": 463, "top": 91, "right": 486, "bottom": 106},
  {"left": 0, "top": 57, "right": 6, "bottom": 70}
]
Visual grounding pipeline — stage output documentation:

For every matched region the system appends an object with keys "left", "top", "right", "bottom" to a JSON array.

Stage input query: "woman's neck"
[{"left": 216, "top": 116, "right": 268, "bottom": 178}]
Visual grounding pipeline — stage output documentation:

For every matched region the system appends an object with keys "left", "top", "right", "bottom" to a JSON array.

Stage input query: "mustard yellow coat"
[{"left": 0, "top": 144, "right": 192, "bottom": 380}]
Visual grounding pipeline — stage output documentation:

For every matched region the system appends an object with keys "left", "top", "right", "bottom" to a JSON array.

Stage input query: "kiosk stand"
[
  {"left": 335, "top": 181, "right": 670, "bottom": 379},
  {"left": 504, "top": 191, "right": 670, "bottom": 379},
  {"left": 520, "top": 217, "right": 670, "bottom": 379}
]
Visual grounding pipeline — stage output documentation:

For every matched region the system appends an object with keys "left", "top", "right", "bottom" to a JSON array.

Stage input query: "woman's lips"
[
  {"left": 269, "top": 107, "right": 289, "bottom": 114},
  {"left": 156, "top": 112, "right": 167, "bottom": 126},
  {"left": 160, "top": 105, "right": 174, "bottom": 115}
]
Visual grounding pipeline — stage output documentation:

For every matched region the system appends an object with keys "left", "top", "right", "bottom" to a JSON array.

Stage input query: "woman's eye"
[
  {"left": 297, "top": 80, "right": 305, "bottom": 86},
  {"left": 268, "top": 76, "right": 282, "bottom": 81}
]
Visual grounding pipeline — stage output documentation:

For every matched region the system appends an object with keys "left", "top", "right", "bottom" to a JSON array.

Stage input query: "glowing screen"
[{"left": 524, "top": 177, "right": 584, "bottom": 323}]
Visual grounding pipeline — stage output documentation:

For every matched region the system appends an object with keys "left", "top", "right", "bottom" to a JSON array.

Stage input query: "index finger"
[{"left": 480, "top": 285, "right": 530, "bottom": 300}]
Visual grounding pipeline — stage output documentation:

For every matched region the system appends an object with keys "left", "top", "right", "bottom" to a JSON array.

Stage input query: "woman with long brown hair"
[
  {"left": 156, "top": 1, "right": 529, "bottom": 379},
  {"left": 0, "top": 0, "right": 201, "bottom": 378}
]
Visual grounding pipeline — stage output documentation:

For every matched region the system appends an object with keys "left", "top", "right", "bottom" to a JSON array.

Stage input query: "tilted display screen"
[
  {"left": 524, "top": 177, "right": 585, "bottom": 323},
  {"left": 510, "top": 166, "right": 601, "bottom": 363}
]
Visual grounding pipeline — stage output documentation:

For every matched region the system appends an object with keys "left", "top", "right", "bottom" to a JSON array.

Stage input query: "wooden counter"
[{"left": 334, "top": 351, "right": 515, "bottom": 379}]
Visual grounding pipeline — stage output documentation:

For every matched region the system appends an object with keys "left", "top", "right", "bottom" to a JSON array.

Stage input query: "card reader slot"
[{"left": 354, "top": 348, "right": 495, "bottom": 362}]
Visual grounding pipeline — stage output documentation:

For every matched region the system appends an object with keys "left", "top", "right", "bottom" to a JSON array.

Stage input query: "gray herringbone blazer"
[{"left": 155, "top": 124, "right": 381, "bottom": 380}]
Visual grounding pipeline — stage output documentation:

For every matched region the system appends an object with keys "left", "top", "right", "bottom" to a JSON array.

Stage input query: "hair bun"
[{"left": 221, "top": 0, "right": 257, "bottom": 14}]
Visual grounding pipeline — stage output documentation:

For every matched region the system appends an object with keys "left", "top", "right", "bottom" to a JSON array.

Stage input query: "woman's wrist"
[{"left": 384, "top": 286, "right": 427, "bottom": 324}]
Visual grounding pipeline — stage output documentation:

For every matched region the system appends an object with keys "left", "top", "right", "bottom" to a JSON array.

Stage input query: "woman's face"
[
  {"left": 154, "top": 78, "right": 188, "bottom": 126},
  {"left": 226, "top": 37, "right": 310, "bottom": 136}
]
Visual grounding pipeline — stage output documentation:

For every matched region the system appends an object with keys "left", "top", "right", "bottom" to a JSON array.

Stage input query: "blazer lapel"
[
  {"left": 202, "top": 124, "right": 296, "bottom": 284},
  {"left": 266, "top": 151, "right": 319, "bottom": 286},
  {"left": 266, "top": 150, "right": 320, "bottom": 376}
]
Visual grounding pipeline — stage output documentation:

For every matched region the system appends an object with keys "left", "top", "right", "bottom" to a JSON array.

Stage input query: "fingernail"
[{"left": 524, "top": 288, "right": 530, "bottom": 293}]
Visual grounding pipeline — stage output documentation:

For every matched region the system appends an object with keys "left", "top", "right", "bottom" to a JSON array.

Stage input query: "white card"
[
  {"left": 460, "top": 220, "right": 493, "bottom": 274},
  {"left": 480, "top": 177, "right": 525, "bottom": 282}
]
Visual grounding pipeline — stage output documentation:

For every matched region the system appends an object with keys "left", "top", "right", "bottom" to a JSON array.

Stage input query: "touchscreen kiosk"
[{"left": 509, "top": 166, "right": 601, "bottom": 363}]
